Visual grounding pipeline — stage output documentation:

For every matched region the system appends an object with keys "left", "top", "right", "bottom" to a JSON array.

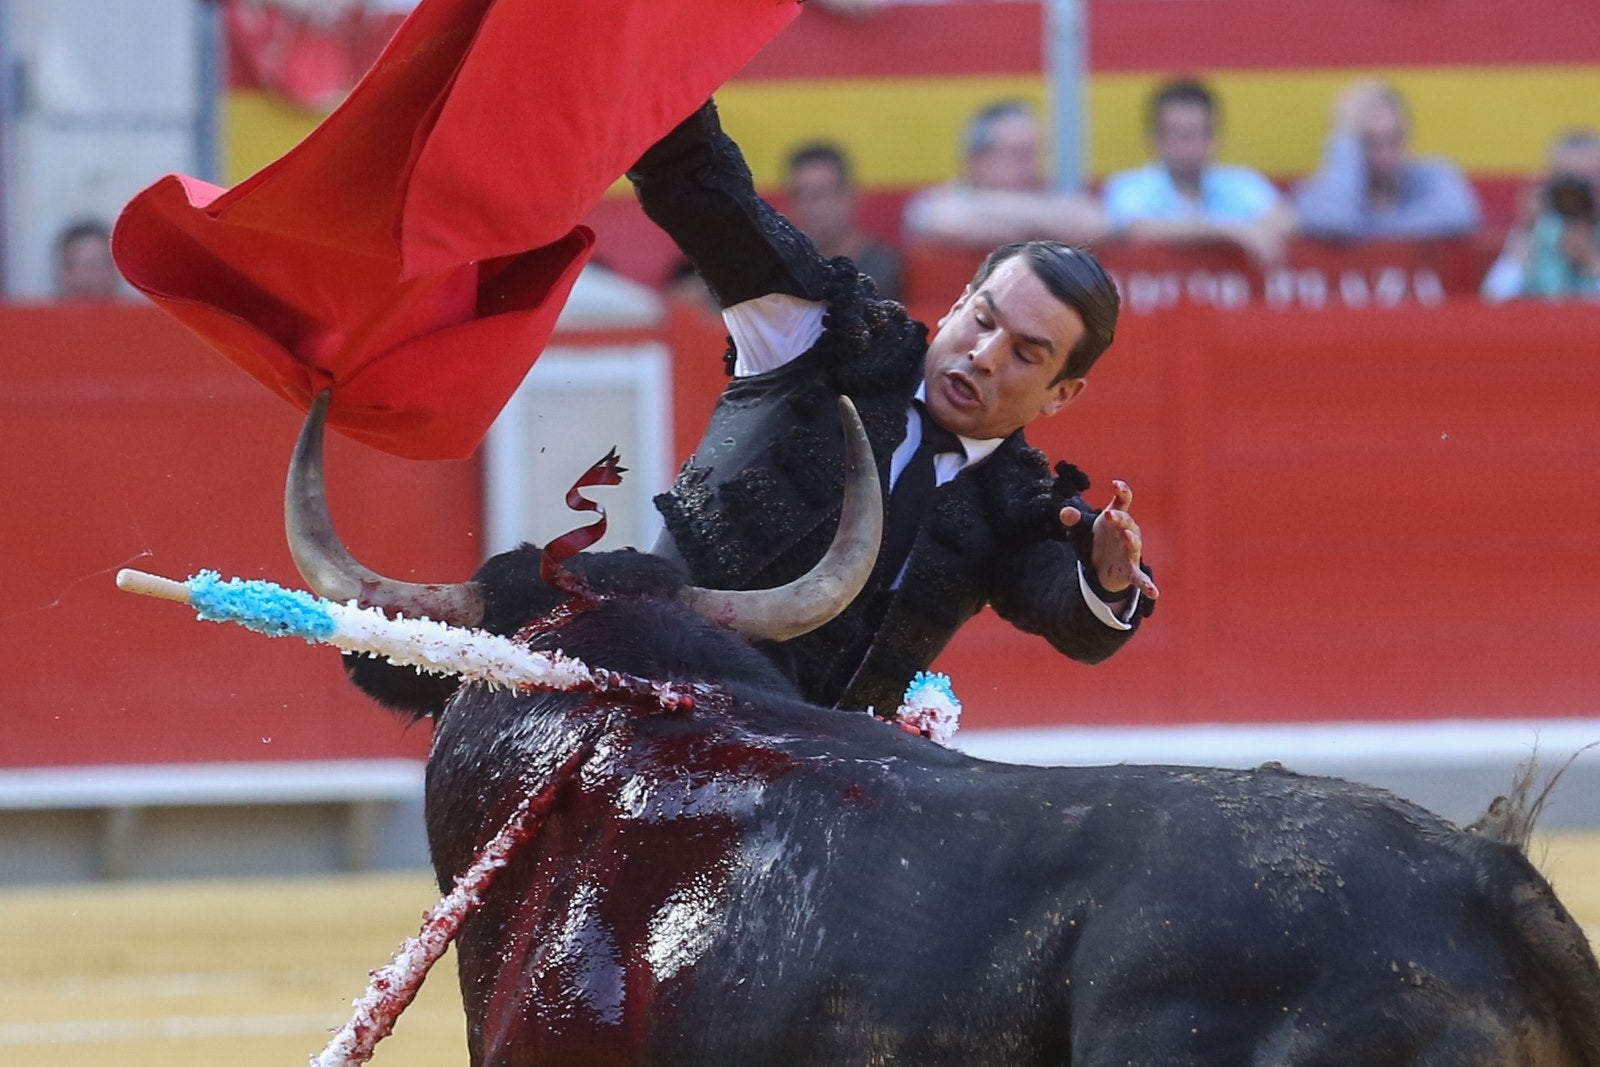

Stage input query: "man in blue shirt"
[{"left": 1102, "top": 79, "right": 1295, "bottom": 264}]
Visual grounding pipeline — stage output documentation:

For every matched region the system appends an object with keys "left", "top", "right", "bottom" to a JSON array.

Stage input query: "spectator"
[
  {"left": 663, "top": 258, "right": 720, "bottom": 315},
  {"left": 1482, "top": 130, "right": 1600, "bottom": 302},
  {"left": 786, "top": 141, "right": 902, "bottom": 301},
  {"left": 810, "top": 0, "right": 882, "bottom": 16},
  {"left": 1295, "top": 79, "right": 1480, "bottom": 240},
  {"left": 53, "top": 218, "right": 120, "bottom": 300},
  {"left": 902, "top": 99, "right": 1105, "bottom": 247},
  {"left": 1102, "top": 79, "right": 1294, "bottom": 264}
]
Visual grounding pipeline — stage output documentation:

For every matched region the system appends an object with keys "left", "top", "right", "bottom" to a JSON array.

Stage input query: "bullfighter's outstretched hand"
[{"left": 1060, "top": 479, "right": 1159, "bottom": 600}]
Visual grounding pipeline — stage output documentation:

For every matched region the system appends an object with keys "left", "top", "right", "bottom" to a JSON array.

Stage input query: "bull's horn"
[
  {"left": 285, "top": 391, "right": 486, "bottom": 627},
  {"left": 681, "top": 397, "right": 883, "bottom": 642}
]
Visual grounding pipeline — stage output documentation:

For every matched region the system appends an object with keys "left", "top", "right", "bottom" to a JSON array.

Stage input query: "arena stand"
[
  {"left": 222, "top": 0, "right": 1598, "bottom": 293},
  {"left": 6, "top": 0, "right": 1598, "bottom": 881},
  {"left": 6, "top": 279, "right": 1599, "bottom": 881}
]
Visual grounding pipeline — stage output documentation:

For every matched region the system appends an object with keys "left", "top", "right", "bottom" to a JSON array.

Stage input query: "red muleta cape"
[{"left": 114, "top": 0, "right": 800, "bottom": 460}]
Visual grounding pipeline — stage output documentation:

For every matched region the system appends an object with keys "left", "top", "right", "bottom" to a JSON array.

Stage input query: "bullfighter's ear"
[{"left": 1040, "top": 376, "right": 1085, "bottom": 418}]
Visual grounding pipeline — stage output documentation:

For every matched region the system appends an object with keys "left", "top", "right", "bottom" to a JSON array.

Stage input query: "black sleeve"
[
  {"left": 988, "top": 525, "right": 1153, "bottom": 666},
  {"left": 627, "top": 100, "right": 829, "bottom": 308}
]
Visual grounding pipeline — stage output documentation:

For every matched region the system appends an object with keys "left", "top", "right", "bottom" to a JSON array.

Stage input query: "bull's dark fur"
[
  {"left": 350, "top": 545, "right": 1600, "bottom": 1066},
  {"left": 344, "top": 548, "right": 698, "bottom": 718}
]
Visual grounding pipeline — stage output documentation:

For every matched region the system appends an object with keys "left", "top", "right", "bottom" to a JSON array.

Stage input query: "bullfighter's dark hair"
[
  {"left": 1146, "top": 77, "right": 1218, "bottom": 134},
  {"left": 967, "top": 241, "right": 1120, "bottom": 381}
]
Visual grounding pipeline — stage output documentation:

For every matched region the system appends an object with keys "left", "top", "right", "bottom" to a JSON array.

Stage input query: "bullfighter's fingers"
[{"left": 1131, "top": 567, "right": 1160, "bottom": 600}]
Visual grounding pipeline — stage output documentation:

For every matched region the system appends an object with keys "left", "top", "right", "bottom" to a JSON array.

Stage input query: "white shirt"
[{"left": 724, "top": 294, "right": 1138, "bottom": 628}]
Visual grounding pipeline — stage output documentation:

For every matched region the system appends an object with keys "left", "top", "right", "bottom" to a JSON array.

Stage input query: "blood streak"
[{"left": 457, "top": 704, "right": 800, "bottom": 1062}]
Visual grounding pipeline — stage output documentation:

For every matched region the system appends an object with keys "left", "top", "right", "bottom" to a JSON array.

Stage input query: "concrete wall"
[{"left": 2, "top": 0, "right": 212, "bottom": 298}]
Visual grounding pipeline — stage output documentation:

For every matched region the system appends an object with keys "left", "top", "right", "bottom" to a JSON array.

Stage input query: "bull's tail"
[
  {"left": 1498, "top": 865, "right": 1600, "bottom": 1065},
  {"left": 1465, "top": 748, "right": 1596, "bottom": 853},
  {"left": 1468, "top": 751, "right": 1600, "bottom": 1065}
]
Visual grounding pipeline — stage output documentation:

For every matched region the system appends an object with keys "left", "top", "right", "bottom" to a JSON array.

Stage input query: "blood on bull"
[{"left": 275, "top": 392, "right": 1600, "bottom": 1067}]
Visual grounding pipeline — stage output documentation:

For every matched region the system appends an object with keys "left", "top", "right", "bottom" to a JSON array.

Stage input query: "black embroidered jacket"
[{"left": 631, "top": 103, "right": 1151, "bottom": 714}]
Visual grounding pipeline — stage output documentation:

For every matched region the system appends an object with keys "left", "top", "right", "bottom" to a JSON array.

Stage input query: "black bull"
[{"left": 349, "top": 549, "right": 1600, "bottom": 1067}]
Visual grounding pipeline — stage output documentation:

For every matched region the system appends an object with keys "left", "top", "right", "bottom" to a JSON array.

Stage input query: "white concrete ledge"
[
  {"left": 0, "top": 760, "right": 429, "bottom": 880},
  {"left": 953, "top": 718, "right": 1600, "bottom": 770},
  {"left": 0, "top": 759, "right": 425, "bottom": 810},
  {"left": 953, "top": 718, "right": 1600, "bottom": 830}
]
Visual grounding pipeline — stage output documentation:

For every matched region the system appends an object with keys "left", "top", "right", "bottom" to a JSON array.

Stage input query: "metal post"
[
  {"left": 0, "top": 1, "right": 17, "bottom": 295},
  {"left": 195, "top": 0, "right": 222, "bottom": 183},
  {"left": 1045, "top": 0, "right": 1088, "bottom": 193}
]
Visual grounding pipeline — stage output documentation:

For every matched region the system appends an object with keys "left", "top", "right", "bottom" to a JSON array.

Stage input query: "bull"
[{"left": 286, "top": 394, "right": 1600, "bottom": 1066}]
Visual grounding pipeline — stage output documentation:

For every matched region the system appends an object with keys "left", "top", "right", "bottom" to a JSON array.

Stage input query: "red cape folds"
[{"left": 113, "top": 0, "right": 801, "bottom": 460}]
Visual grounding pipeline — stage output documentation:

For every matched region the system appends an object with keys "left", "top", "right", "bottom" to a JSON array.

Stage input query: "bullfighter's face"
[{"left": 922, "top": 255, "right": 1086, "bottom": 441}]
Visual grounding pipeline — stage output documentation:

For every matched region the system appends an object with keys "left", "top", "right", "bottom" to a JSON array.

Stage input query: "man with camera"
[{"left": 1482, "top": 130, "right": 1600, "bottom": 302}]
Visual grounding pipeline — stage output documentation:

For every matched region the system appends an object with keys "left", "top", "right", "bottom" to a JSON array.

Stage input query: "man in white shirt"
[
  {"left": 902, "top": 99, "right": 1107, "bottom": 248},
  {"left": 630, "top": 101, "right": 1156, "bottom": 714}
]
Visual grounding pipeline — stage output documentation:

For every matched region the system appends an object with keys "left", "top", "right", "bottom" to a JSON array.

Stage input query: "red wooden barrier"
[
  {"left": 2, "top": 305, "right": 473, "bottom": 767},
  {"left": 937, "top": 299, "right": 1600, "bottom": 727},
  {"left": 584, "top": 191, "right": 1522, "bottom": 294},
  {"left": 5, "top": 298, "right": 1598, "bottom": 768},
  {"left": 902, "top": 237, "right": 1503, "bottom": 314}
]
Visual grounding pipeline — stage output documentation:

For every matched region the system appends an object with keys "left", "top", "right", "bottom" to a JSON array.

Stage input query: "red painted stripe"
[
  {"left": 738, "top": 1, "right": 1042, "bottom": 80},
  {"left": 581, "top": 190, "right": 916, "bottom": 289},
  {"left": 726, "top": 0, "right": 1597, "bottom": 81},
  {"left": 226, "top": 4, "right": 1043, "bottom": 90},
  {"left": 227, "top": 1, "right": 1594, "bottom": 90},
  {"left": 1089, "top": 0, "right": 1600, "bottom": 71}
]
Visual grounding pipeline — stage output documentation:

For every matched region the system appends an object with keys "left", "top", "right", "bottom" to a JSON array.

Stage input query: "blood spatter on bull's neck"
[
  {"left": 451, "top": 695, "right": 804, "bottom": 1063},
  {"left": 515, "top": 586, "right": 599, "bottom": 644},
  {"left": 509, "top": 594, "right": 724, "bottom": 717}
]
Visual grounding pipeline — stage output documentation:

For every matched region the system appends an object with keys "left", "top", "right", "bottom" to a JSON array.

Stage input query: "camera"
[{"left": 1547, "top": 175, "right": 1597, "bottom": 221}]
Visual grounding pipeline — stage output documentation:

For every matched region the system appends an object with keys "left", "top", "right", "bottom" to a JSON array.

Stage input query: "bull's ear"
[
  {"left": 471, "top": 543, "right": 565, "bottom": 635},
  {"left": 342, "top": 652, "right": 460, "bottom": 720}
]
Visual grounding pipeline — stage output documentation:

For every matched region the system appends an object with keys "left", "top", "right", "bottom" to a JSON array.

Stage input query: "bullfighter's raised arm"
[{"left": 627, "top": 100, "right": 830, "bottom": 309}]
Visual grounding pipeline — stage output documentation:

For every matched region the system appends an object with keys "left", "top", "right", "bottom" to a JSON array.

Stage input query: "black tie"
[{"left": 879, "top": 403, "right": 963, "bottom": 581}]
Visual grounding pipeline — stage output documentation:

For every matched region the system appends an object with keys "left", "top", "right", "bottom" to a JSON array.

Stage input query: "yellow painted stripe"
[
  {"left": 709, "top": 76, "right": 1047, "bottom": 188},
  {"left": 227, "top": 64, "right": 1600, "bottom": 191},
  {"left": 223, "top": 92, "right": 331, "bottom": 187},
  {"left": 225, "top": 77, "right": 1047, "bottom": 190},
  {"left": 1089, "top": 65, "right": 1600, "bottom": 178}
]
